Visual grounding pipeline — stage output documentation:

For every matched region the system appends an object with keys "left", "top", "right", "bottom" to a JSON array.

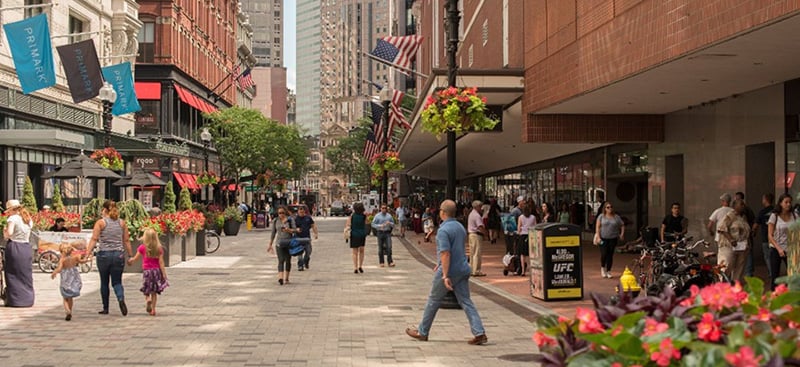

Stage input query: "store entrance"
[{"left": 607, "top": 174, "right": 648, "bottom": 241}]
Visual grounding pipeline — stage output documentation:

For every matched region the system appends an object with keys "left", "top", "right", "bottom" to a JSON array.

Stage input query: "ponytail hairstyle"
[
  {"left": 19, "top": 207, "right": 32, "bottom": 224},
  {"left": 103, "top": 200, "right": 120, "bottom": 220},
  {"left": 141, "top": 228, "right": 161, "bottom": 257}
]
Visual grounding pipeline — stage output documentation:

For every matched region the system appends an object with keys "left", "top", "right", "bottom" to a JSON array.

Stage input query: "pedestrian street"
[{"left": 0, "top": 217, "right": 540, "bottom": 366}]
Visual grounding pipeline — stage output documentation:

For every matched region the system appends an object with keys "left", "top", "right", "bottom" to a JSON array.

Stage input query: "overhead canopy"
[
  {"left": 174, "top": 172, "right": 200, "bottom": 190},
  {"left": 0, "top": 129, "right": 85, "bottom": 148},
  {"left": 174, "top": 84, "right": 217, "bottom": 114},
  {"left": 135, "top": 82, "right": 161, "bottom": 100}
]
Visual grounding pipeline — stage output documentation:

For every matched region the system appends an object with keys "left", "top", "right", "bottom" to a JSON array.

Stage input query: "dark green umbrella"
[{"left": 42, "top": 154, "right": 122, "bottom": 227}]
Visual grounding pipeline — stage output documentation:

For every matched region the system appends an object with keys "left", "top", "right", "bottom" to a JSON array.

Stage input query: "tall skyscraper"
[
  {"left": 240, "top": 0, "right": 284, "bottom": 67},
  {"left": 296, "top": 0, "right": 321, "bottom": 135}
]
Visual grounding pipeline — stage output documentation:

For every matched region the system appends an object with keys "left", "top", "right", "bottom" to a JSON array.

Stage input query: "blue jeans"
[
  {"left": 297, "top": 240, "right": 312, "bottom": 268},
  {"left": 418, "top": 272, "right": 485, "bottom": 337},
  {"left": 377, "top": 232, "right": 393, "bottom": 264},
  {"left": 96, "top": 250, "right": 126, "bottom": 311}
]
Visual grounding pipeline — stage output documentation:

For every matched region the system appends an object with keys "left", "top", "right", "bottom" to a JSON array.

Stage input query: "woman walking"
[
  {"left": 347, "top": 202, "right": 368, "bottom": 273},
  {"left": 717, "top": 199, "right": 751, "bottom": 282},
  {"left": 2, "top": 200, "right": 35, "bottom": 307},
  {"left": 486, "top": 199, "right": 502, "bottom": 244},
  {"left": 594, "top": 201, "right": 624, "bottom": 278},
  {"left": 86, "top": 200, "right": 133, "bottom": 315},
  {"left": 541, "top": 202, "right": 556, "bottom": 223},
  {"left": 768, "top": 193, "right": 797, "bottom": 290},
  {"left": 516, "top": 204, "right": 538, "bottom": 276},
  {"left": 268, "top": 206, "right": 297, "bottom": 285}
]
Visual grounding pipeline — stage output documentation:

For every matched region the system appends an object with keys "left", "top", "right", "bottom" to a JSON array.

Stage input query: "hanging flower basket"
[
  {"left": 370, "top": 151, "right": 404, "bottom": 177},
  {"left": 90, "top": 147, "right": 124, "bottom": 171},
  {"left": 196, "top": 171, "right": 218, "bottom": 186},
  {"left": 421, "top": 87, "right": 499, "bottom": 140}
]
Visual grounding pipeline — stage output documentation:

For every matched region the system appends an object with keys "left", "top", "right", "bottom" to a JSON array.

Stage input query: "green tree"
[
  {"left": 178, "top": 186, "right": 192, "bottom": 211},
  {"left": 163, "top": 181, "right": 176, "bottom": 213},
  {"left": 205, "top": 107, "right": 310, "bottom": 184},
  {"left": 325, "top": 118, "right": 374, "bottom": 190},
  {"left": 52, "top": 184, "right": 65, "bottom": 212},
  {"left": 22, "top": 176, "right": 37, "bottom": 213}
]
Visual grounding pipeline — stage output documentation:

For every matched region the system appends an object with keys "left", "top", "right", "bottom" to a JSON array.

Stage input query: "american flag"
[
  {"left": 389, "top": 90, "right": 411, "bottom": 130},
  {"left": 364, "top": 102, "right": 386, "bottom": 162},
  {"left": 370, "top": 36, "right": 423, "bottom": 69},
  {"left": 237, "top": 68, "right": 255, "bottom": 89}
]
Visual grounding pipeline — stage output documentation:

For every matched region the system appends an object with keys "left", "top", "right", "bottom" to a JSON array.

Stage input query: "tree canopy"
[
  {"left": 205, "top": 107, "right": 309, "bottom": 183},
  {"left": 325, "top": 118, "right": 373, "bottom": 190}
]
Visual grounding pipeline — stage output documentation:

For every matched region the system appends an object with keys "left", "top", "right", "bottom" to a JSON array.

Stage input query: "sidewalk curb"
[{"left": 398, "top": 236, "right": 557, "bottom": 321}]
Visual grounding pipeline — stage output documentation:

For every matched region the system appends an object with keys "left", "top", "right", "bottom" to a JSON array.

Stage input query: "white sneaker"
[
  {"left": 605, "top": 271, "right": 613, "bottom": 279},
  {"left": 601, "top": 267, "right": 607, "bottom": 278}
]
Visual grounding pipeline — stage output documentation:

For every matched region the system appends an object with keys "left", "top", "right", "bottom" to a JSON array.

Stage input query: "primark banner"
[
  {"left": 102, "top": 62, "right": 141, "bottom": 115},
  {"left": 57, "top": 39, "right": 103, "bottom": 103},
  {"left": 3, "top": 14, "right": 56, "bottom": 94}
]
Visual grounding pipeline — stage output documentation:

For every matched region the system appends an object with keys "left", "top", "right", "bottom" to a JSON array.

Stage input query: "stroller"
[{"left": 502, "top": 235, "right": 524, "bottom": 276}]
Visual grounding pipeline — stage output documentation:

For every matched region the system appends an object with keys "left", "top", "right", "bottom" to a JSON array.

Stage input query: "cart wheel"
[
  {"left": 79, "top": 262, "right": 92, "bottom": 273},
  {"left": 38, "top": 251, "right": 60, "bottom": 273}
]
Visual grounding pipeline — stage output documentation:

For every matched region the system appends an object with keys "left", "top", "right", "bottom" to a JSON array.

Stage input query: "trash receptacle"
[
  {"left": 530, "top": 223, "right": 583, "bottom": 301},
  {"left": 255, "top": 211, "right": 267, "bottom": 229}
]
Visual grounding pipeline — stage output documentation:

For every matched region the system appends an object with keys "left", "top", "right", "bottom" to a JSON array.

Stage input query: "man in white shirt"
[
  {"left": 467, "top": 200, "right": 487, "bottom": 277},
  {"left": 708, "top": 193, "right": 734, "bottom": 266}
]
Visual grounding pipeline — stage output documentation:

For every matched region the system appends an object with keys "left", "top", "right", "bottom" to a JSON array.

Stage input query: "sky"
[{"left": 284, "top": 0, "right": 296, "bottom": 92}]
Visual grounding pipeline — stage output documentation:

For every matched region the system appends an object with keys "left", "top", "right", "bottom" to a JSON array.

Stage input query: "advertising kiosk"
[{"left": 530, "top": 223, "right": 583, "bottom": 301}]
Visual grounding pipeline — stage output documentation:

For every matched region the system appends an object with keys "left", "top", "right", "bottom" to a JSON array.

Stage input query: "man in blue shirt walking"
[
  {"left": 294, "top": 206, "right": 318, "bottom": 271},
  {"left": 406, "top": 199, "right": 487, "bottom": 345},
  {"left": 371, "top": 205, "right": 395, "bottom": 267}
]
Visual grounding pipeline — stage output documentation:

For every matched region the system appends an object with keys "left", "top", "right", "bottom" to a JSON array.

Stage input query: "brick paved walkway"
[{"left": 0, "top": 218, "right": 540, "bottom": 366}]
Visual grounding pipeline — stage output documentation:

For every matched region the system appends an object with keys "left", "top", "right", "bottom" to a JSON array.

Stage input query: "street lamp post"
[
  {"left": 445, "top": 0, "right": 460, "bottom": 201},
  {"left": 99, "top": 82, "right": 117, "bottom": 148},
  {"left": 379, "top": 88, "right": 392, "bottom": 206},
  {"left": 200, "top": 127, "right": 212, "bottom": 204}
]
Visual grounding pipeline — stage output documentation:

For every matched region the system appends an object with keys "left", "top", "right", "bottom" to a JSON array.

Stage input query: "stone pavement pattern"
[{"left": 0, "top": 217, "right": 540, "bottom": 366}]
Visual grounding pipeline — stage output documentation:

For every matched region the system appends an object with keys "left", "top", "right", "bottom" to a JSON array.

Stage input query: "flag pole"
[
  {"left": 207, "top": 59, "right": 246, "bottom": 98},
  {"left": 361, "top": 51, "right": 429, "bottom": 79}
]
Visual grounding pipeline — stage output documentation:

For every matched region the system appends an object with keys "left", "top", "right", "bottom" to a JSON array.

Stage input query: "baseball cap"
[{"left": 516, "top": 196, "right": 525, "bottom": 203}]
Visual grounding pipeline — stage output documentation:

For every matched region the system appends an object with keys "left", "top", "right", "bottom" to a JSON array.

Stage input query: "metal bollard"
[{"left": 246, "top": 214, "right": 252, "bottom": 231}]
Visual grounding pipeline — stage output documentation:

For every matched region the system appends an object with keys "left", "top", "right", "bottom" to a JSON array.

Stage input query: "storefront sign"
[
  {"left": 133, "top": 157, "right": 160, "bottom": 170},
  {"left": 154, "top": 142, "right": 190, "bottom": 156}
]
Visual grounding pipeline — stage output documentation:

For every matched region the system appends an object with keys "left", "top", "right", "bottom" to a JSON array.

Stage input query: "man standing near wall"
[
  {"left": 708, "top": 193, "right": 734, "bottom": 267},
  {"left": 468, "top": 200, "right": 487, "bottom": 277}
]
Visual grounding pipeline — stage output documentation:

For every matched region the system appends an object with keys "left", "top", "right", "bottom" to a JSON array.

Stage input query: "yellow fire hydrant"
[
  {"left": 246, "top": 213, "right": 252, "bottom": 231},
  {"left": 618, "top": 267, "right": 641, "bottom": 296}
]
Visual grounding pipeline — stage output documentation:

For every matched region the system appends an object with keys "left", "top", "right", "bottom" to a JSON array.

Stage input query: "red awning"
[
  {"left": 174, "top": 84, "right": 217, "bottom": 113},
  {"left": 174, "top": 172, "right": 187, "bottom": 188},
  {"left": 184, "top": 173, "right": 199, "bottom": 190},
  {"left": 151, "top": 171, "right": 161, "bottom": 177},
  {"left": 135, "top": 82, "right": 161, "bottom": 100}
]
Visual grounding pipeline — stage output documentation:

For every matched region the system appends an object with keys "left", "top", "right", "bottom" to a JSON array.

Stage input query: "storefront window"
[
  {"left": 787, "top": 142, "right": 800, "bottom": 200},
  {"left": 612, "top": 151, "right": 649, "bottom": 174},
  {"left": 136, "top": 101, "right": 160, "bottom": 135}
]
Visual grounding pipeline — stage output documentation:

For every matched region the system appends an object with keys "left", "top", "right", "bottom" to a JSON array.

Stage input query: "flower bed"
[
  {"left": 31, "top": 211, "right": 81, "bottom": 231},
  {"left": 421, "top": 86, "right": 498, "bottom": 140},
  {"left": 157, "top": 210, "right": 205, "bottom": 236},
  {"left": 533, "top": 277, "right": 800, "bottom": 367}
]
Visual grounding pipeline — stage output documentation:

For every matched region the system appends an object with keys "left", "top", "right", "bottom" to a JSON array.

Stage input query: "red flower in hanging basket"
[{"left": 90, "top": 147, "right": 124, "bottom": 171}]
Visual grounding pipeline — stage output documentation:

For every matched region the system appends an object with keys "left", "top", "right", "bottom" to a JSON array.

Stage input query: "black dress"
[{"left": 349, "top": 214, "right": 367, "bottom": 248}]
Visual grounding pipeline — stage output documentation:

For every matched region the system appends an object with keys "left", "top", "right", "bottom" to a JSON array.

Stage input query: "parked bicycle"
[{"left": 205, "top": 230, "right": 221, "bottom": 254}]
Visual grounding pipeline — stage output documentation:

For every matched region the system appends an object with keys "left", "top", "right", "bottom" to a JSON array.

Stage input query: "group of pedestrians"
[
  {"left": 267, "top": 205, "right": 318, "bottom": 285},
  {"left": 2, "top": 199, "right": 169, "bottom": 319}
]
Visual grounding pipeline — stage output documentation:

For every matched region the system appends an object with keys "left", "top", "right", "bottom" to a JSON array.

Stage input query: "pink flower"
[
  {"left": 610, "top": 324, "right": 624, "bottom": 337},
  {"left": 650, "top": 338, "right": 681, "bottom": 366},
  {"left": 725, "top": 346, "right": 762, "bottom": 367},
  {"left": 773, "top": 283, "right": 789, "bottom": 297},
  {"left": 532, "top": 331, "right": 557, "bottom": 347},
  {"left": 680, "top": 284, "right": 700, "bottom": 307},
  {"left": 752, "top": 307, "right": 771, "bottom": 322},
  {"left": 642, "top": 318, "right": 669, "bottom": 336},
  {"left": 575, "top": 307, "right": 604, "bottom": 334},
  {"left": 696, "top": 313, "right": 722, "bottom": 342},
  {"left": 699, "top": 282, "right": 747, "bottom": 311}
]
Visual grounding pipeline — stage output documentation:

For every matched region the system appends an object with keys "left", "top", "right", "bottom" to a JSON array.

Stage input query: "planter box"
[
  {"left": 223, "top": 219, "right": 241, "bottom": 236},
  {"left": 196, "top": 230, "right": 206, "bottom": 256},
  {"left": 163, "top": 234, "right": 183, "bottom": 267},
  {"left": 182, "top": 231, "right": 196, "bottom": 261}
]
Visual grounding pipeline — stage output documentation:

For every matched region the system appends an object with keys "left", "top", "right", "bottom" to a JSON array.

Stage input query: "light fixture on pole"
[
  {"left": 200, "top": 127, "right": 212, "bottom": 204},
  {"left": 99, "top": 82, "right": 117, "bottom": 148},
  {"left": 379, "top": 87, "right": 392, "bottom": 206}
]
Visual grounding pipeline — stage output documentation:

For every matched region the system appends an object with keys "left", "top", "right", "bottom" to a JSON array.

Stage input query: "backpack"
[{"left": 502, "top": 214, "right": 517, "bottom": 233}]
